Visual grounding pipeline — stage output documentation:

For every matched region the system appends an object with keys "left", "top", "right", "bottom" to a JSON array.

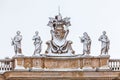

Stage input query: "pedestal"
[
  {"left": 98, "top": 54, "right": 110, "bottom": 71},
  {"left": 12, "top": 54, "right": 110, "bottom": 71},
  {"left": 14, "top": 58, "right": 25, "bottom": 70}
]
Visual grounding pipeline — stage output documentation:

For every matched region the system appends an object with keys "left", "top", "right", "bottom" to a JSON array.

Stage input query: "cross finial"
[{"left": 58, "top": 6, "right": 60, "bottom": 15}]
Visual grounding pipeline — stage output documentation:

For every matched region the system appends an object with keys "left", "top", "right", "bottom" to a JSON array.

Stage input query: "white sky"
[{"left": 0, "top": 0, "right": 120, "bottom": 59}]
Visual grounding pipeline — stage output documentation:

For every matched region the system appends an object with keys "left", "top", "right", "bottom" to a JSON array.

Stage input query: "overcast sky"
[{"left": 0, "top": 0, "right": 120, "bottom": 59}]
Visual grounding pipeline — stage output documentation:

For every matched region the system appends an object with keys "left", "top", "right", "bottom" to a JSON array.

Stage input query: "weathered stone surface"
[
  {"left": 0, "top": 71, "right": 120, "bottom": 80},
  {"left": 12, "top": 55, "right": 110, "bottom": 70},
  {"left": 0, "top": 54, "right": 113, "bottom": 80}
]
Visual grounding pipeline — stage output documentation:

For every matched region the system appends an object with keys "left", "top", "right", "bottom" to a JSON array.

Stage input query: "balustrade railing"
[
  {"left": 0, "top": 58, "right": 13, "bottom": 73},
  {"left": 109, "top": 59, "right": 120, "bottom": 71}
]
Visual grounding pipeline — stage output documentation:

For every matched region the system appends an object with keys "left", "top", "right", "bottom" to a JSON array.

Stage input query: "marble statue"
[
  {"left": 11, "top": 31, "right": 22, "bottom": 55},
  {"left": 80, "top": 32, "right": 91, "bottom": 55},
  {"left": 32, "top": 31, "right": 42, "bottom": 55},
  {"left": 45, "top": 13, "right": 74, "bottom": 55},
  {"left": 98, "top": 31, "right": 110, "bottom": 55}
]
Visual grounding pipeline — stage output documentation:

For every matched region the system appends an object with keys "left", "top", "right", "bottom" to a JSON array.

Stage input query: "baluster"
[
  {"left": 115, "top": 61, "right": 117, "bottom": 71},
  {"left": 10, "top": 61, "right": 12, "bottom": 70},
  {"left": 0, "top": 62, "right": 1, "bottom": 71},
  {"left": 5, "top": 61, "right": 7, "bottom": 71},
  {"left": 6, "top": 61, "right": 9, "bottom": 71},
  {"left": 116, "top": 60, "right": 119, "bottom": 71},
  {"left": 113, "top": 61, "right": 115, "bottom": 71},
  {"left": 1, "top": 62, "right": 2, "bottom": 71},
  {"left": 119, "top": 61, "right": 120, "bottom": 71},
  {"left": 4, "top": 61, "right": 6, "bottom": 71},
  {"left": 114, "top": 61, "right": 116, "bottom": 71},
  {"left": 115, "top": 61, "right": 116, "bottom": 71},
  {"left": 2, "top": 62, "right": 4, "bottom": 71},
  {"left": 0, "top": 62, "right": 2, "bottom": 71},
  {"left": 109, "top": 61, "right": 111, "bottom": 69},
  {"left": 8, "top": 61, "right": 10, "bottom": 71},
  {"left": 10, "top": 62, "right": 12, "bottom": 70},
  {"left": 8, "top": 62, "right": 10, "bottom": 71},
  {"left": 111, "top": 61, "right": 113, "bottom": 70},
  {"left": 5, "top": 61, "right": 6, "bottom": 71},
  {"left": 110, "top": 61, "right": 112, "bottom": 69},
  {"left": 117, "top": 61, "right": 119, "bottom": 71},
  {"left": 116, "top": 60, "right": 118, "bottom": 71},
  {"left": 3, "top": 62, "right": 4, "bottom": 71}
]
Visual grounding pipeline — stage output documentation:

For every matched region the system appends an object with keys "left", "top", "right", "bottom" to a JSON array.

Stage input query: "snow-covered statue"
[
  {"left": 80, "top": 32, "right": 91, "bottom": 55},
  {"left": 11, "top": 31, "right": 22, "bottom": 55},
  {"left": 32, "top": 31, "right": 42, "bottom": 55},
  {"left": 45, "top": 13, "right": 75, "bottom": 54},
  {"left": 98, "top": 31, "right": 110, "bottom": 55}
]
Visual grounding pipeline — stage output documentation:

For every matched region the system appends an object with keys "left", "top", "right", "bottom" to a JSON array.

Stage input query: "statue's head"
[
  {"left": 16, "top": 31, "right": 21, "bottom": 35},
  {"left": 35, "top": 31, "right": 39, "bottom": 35},
  {"left": 83, "top": 32, "right": 88, "bottom": 36},
  {"left": 102, "top": 31, "right": 106, "bottom": 35}
]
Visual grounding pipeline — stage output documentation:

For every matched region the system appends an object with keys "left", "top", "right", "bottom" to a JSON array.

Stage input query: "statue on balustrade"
[
  {"left": 80, "top": 32, "right": 91, "bottom": 55},
  {"left": 11, "top": 31, "right": 22, "bottom": 55},
  {"left": 98, "top": 31, "right": 110, "bottom": 55},
  {"left": 32, "top": 31, "right": 42, "bottom": 55},
  {"left": 45, "top": 13, "right": 75, "bottom": 54}
]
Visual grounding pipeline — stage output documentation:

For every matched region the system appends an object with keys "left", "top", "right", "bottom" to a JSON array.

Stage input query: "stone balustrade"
[
  {"left": 109, "top": 59, "right": 120, "bottom": 71},
  {"left": 0, "top": 58, "right": 13, "bottom": 73}
]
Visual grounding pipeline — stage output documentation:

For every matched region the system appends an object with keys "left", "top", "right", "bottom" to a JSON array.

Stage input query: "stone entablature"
[{"left": 0, "top": 71, "right": 120, "bottom": 80}]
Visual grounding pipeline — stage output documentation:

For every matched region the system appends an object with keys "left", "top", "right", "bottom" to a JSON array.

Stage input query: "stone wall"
[{"left": 0, "top": 75, "right": 5, "bottom": 80}]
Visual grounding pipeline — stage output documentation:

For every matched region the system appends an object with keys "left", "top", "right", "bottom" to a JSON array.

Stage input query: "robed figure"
[
  {"left": 80, "top": 32, "right": 91, "bottom": 55},
  {"left": 11, "top": 31, "right": 22, "bottom": 55},
  {"left": 32, "top": 31, "right": 42, "bottom": 55},
  {"left": 98, "top": 31, "right": 110, "bottom": 55}
]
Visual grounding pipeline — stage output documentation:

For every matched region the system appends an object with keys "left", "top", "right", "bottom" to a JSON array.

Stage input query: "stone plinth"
[{"left": 12, "top": 54, "right": 110, "bottom": 71}]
